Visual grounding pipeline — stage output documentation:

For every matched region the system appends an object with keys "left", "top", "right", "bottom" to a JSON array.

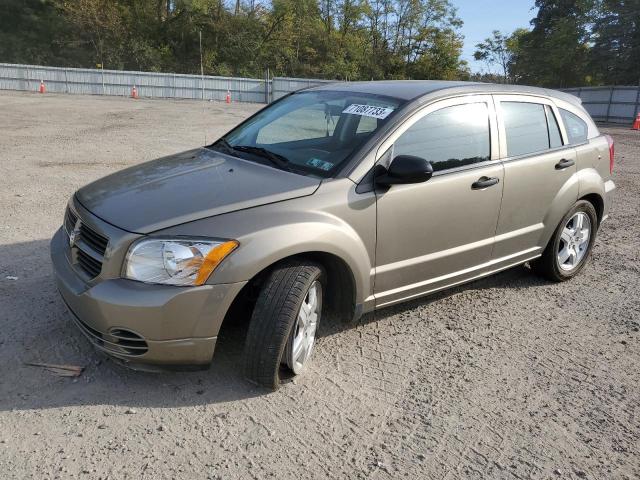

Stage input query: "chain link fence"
[
  {"left": 561, "top": 86, "right": 640, "bottom": 124},
  {"left": 0, "top": 63, "right": 336, "bottom": 104}
]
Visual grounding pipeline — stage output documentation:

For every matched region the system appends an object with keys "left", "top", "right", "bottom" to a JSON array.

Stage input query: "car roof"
[{"left": 308, "top": 80, "right": 581, "bottom": 106}]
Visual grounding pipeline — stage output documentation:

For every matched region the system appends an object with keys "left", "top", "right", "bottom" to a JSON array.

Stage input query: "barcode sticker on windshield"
[{"left": 342, "top": 104, "right": 394, "bottom": 119}]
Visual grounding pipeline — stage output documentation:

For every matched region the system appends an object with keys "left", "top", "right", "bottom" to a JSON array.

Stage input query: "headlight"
[{"left": 124, "top": 238, "right": 238, "bottom": 286}]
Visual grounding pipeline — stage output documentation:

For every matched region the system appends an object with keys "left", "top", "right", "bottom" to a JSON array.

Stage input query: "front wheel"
[
  {"left": 243, "top": 260, "right": 324, "bottom": 390},
  {"left": 531, "top": 200, "right": 598, "bottom": 282}
]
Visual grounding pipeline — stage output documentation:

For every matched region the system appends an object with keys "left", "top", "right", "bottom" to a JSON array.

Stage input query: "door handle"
[
  {"left": 471, "top": 176, "right": 500, "bottom": 190},
  {"left": 555, "top": 158, "right": 575, "bottom": 170}
]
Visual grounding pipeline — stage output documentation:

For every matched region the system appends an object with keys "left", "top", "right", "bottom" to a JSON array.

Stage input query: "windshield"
[{"left": 209, "top": 90, "right": 403, "bottom": 177}]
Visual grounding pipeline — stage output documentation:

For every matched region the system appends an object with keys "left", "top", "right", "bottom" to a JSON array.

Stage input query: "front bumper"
[{"left": 50, "top": 227, "right": 246, "bottom": 367}]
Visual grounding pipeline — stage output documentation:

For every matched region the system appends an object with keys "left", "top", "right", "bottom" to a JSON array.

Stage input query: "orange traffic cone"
[
  {"left": 39, "top": 80, "right": 46, "bottom": 94},
  {"left": 633, "top": 113, "right": 640, "bottom": 131},
  {"left": 131, "top": 85, "right": 138, "bottom": 99},
  {"left": 225, "top": 90, "right": 231, "bottom": 104}
]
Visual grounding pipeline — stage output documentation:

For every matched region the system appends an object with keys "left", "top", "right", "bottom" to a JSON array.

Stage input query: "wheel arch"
[
  {"left": 578, "top": 192, "right": 604, "bottom": 226},
  {"left": 576, "top": 167, "right": 607, "bottom": 226},
  {"left": 221, "top": 250, "right": 359, "bottom": 332},
  {"left": 538, "top": 191, "right": 603, "bottom": 260}
]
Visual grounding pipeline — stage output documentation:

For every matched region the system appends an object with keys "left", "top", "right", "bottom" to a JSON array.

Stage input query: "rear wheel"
[
  {"left": 531, "top": 200, "right": 598, "bottom": 282},
  {"left": 243, "top": 260, "right": 324, "bottom": 390}
]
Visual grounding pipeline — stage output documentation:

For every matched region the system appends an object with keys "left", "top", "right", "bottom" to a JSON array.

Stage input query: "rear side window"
[
  {"left": 501, "top": 102, "right": 549, "bottom": 156},
  {"left": 394, "top": 103, "right": 490, "bottom": 172},
  {"left": 560, "top": 109, "right": 588, "bottom": 144},
  {"left": 546, "top": 106, "right": 563, "bottom": 148}
]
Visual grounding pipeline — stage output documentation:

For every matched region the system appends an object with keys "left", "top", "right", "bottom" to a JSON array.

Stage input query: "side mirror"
[{"left": 376, "top": 155, "right": 433, "bottom": 186}]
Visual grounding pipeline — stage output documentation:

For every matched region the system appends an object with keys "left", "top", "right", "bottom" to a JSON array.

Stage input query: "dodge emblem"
[{"left": 69, "top": 222, "right": 80, "bottom": 248}]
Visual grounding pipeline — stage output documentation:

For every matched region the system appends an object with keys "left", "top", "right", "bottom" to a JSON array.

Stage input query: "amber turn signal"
[{"left": 194, "top": 240, "right": 239, "bottom": 285}]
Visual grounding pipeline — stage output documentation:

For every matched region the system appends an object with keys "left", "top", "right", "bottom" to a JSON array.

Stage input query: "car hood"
[{"left": 75, "top": 148, "right": 321, "bottom": 234}]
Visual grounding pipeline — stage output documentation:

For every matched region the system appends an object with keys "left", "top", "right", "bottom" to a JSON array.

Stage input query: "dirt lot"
[{"left": 0, "top": 90, "right": 638, "bottom": 480}]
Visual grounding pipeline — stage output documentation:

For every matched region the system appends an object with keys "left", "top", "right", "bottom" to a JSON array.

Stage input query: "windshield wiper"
[
  {"left": 212, "top": 139, "right": 291, "bottom": 171},
  {"left": 232, "top": 145, "right": 291, "bottom": 170},
  {"left": 212, "top": 138, "right": 236, "bottom": 155}
]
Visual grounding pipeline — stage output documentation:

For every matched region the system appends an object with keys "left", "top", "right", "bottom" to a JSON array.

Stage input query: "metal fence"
[
  {"left": 6, "top": 63, "right": 635, "bottom": 124},
  {"left": 561, "top": 86, "right": 640, "bottom": 124},
  {"left": 0, "top": 63, "right": 336, "bottom": 104},
  {"left": 271, "top": 77, "right": 335, "bottom": 101}
]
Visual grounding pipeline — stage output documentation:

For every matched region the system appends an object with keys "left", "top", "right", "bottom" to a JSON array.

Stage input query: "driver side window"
[{"left": 394, "top": 103, "right": 491, "bottom": 172}]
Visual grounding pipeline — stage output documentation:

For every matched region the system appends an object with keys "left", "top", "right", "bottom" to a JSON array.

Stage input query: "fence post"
[
  {"left": 605, "top": 87, "right": 614, "bottom": 123},
  {"left": 201, "top": 72, "right": 205, "bottom": 102},
  {"left": 272, "top": 77, "right": 276, "bottom": 103},
  {"left": 635, "top": 86, "right": 640, "bottom": 122}
]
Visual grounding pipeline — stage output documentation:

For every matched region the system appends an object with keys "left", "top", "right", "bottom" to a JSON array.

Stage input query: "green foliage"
[
  {"left": 590, "top": 0, "right": 640, "bottom": 85},
  {"left": 2, "top": 0, "right": 636, "bottom": 86},
  {"left": 511, "top": 0, "right": 593, "bottom": 87},
  {"left": 506, "top": 0, "right": 639, "bottom": 87},
  {"left": 0, "top": 0, "right": 468, "bottom": 80},
  {"left": 473, "top": 30, "right": 513, "bottom": 82},
  {"left": 0, "top": 0, "right": 88, "bottom": 67}
]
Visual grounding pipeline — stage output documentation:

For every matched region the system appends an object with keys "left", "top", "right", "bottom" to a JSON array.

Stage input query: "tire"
[
  {"left": 531, "top": 200, "right": 598, "bottom": 282},
  {"left": 243, "top": 260, "right": 324, "bottom": 390}
]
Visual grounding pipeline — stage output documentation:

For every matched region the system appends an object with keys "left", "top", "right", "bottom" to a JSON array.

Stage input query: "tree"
[
  {"left": 509, "top": 0, "right": 594, "bottom": 87},
  {"left": 473, "top": 31, "right": 512, "bottom": 82},
  {"left": 0, "top": 0, "right": 86, "bottom": 67},
  {"left": 590, "top": 0, "right": 640, "bottom": 85},
  {"left": 60, "top": 0, "right": 127, "bottom": 69},
  {"left": 0, "top": 0, "right": 468, "bottom": 81}
]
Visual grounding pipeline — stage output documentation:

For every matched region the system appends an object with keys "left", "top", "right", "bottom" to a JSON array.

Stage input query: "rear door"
[{"left": 491, "top": 95, "right": 578, "bottom": 265}]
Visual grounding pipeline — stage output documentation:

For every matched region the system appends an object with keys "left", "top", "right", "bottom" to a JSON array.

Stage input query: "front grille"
[
  {"left": 79, "top": 222, "right": 108, "bottom": 256},
  {"left": 72, "top": 315, "right": 149, "bottom": 356},
  {"left": 76, "top": 249, "right": 102, "bottom": 278},
  {"left": 64, "top": 208, "right": 78, "bottom": 235},
  {"left": 64, "top": 206, "right": 109, "bottom": 279}
]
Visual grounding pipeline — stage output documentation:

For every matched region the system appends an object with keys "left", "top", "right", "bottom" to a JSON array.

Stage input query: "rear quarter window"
[{"left": 559, "top": 108, "right": 588, "bottom": 144}]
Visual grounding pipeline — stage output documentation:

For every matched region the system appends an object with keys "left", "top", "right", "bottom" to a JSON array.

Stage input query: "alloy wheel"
[
  {"left": 557, "top": 212, "right": 591, "bottom": 271},
  {"left": 286, "top": 281, "right": 322, "bottom": 374}
]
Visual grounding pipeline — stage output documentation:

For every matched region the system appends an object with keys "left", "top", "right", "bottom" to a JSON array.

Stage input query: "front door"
[{"left": 374, "top": 96, "right": 504, "bottom": 308}]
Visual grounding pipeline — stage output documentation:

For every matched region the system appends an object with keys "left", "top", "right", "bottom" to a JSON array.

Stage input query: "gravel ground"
[{"left": 0, "top": 90, "right": 638, "bottom": 480}]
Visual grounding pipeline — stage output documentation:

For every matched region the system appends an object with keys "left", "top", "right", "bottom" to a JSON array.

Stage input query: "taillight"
[{"left": 605, "top": 134, "right": 614, "bottom": 174}]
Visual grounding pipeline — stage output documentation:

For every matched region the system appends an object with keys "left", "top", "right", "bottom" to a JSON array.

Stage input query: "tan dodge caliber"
[{"left": 51, "top": 81, "right": 616, "bottom": 389}]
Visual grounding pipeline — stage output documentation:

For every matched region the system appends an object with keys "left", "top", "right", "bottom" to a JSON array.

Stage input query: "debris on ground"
[{"left": 24, "top": 362, "right": 84, "bottom": 377}]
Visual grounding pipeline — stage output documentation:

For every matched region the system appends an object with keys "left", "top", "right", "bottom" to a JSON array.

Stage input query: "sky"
[{"left": 454, "top": 0, "right": 538, "bottom": 74}]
